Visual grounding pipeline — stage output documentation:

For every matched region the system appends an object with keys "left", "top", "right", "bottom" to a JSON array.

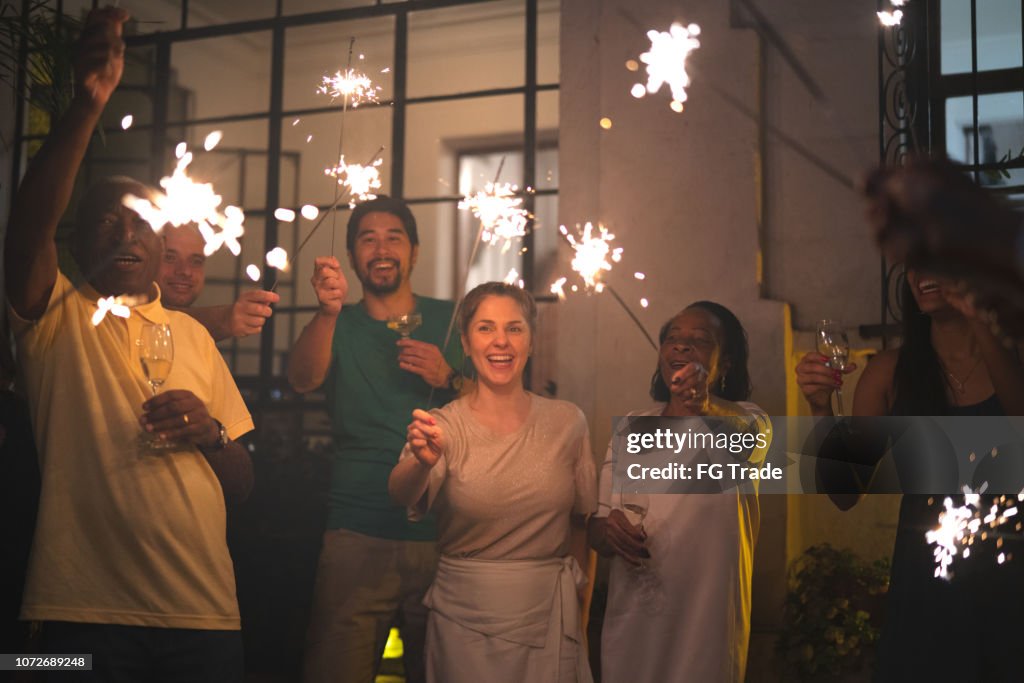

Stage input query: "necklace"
[{"left": 941, "top": 356, "right": 982, "bottom": 394}]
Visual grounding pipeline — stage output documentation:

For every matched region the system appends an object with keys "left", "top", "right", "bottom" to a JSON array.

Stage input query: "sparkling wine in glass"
[
  {"left": 816, "top": 319, "right": 850, "bottom": 416},
  {"left": 387, "top": 312, "right": 422, "bottom": 339},
  {"left": 138, "top": 323, "right": 176, "bottom": 450},
  {"left": 620, "top": 492, "right": 651, "bottom": 568}
]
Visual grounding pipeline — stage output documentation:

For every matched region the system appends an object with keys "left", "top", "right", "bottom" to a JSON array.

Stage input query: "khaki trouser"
[{"left": 303, "top": 528, "right": 438, "bottom": 683}]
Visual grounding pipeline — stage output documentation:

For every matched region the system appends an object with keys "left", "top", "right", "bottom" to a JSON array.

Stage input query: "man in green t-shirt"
[{"left": 288, "top": 196, "right": 461, "bottom": 683}]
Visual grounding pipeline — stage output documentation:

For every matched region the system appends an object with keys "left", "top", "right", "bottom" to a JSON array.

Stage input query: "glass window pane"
[
  {"left": 945, "top": 95, "right": 974, "bottom": 162},
  {"left": 977, "top": 0, "right": 1023, "bottom": 72},
  {"left": 283, "top": 0, "right": 374, "bottom": 16},
  {"left": 946, "top": 93, "right": 1024, "bottom": 187},
  {"left": 978, "top": 91, "right": 1024, "bottom": 168},
  {"left": 171, "top": 32, "right": 272, "bottom": 119},
  {"left": 171, "top": 118, "right": 270, "bottom": 210},
  {"left": 531, "top": 191, "right": 559, "bottom": 296},
  {"left": 536, "top": 89, "right": 559, "bottom": 190},
  {"left": 404, "top": 94, "right": 524, "bottom": 197},
  {"left": 940, "top": 0, "right": 972, "bottom": 75},
  {"left": 538, "top": 0, "right": 560, "bottom": 84},
  {"left": 284, "top": 18, "right": 395, "bottom": 112},
  {"left": 409, "top": 201, "right": 459, "bottom": 301},
  {"left": 187, "top": 0, "right": 276, "bottom": 29},
  {"left": 408, "top": 0, "right": 525, "bottom": 98}
]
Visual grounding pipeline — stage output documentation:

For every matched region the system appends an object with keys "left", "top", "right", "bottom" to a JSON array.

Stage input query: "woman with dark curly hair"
[{"left": 589, "top": 301, "right": 770, "bottom": 682}]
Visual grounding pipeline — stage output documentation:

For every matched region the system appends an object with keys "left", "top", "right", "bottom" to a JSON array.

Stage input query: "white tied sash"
[{"left": 425, "top": 555, "right": 592, "bottom": 683}]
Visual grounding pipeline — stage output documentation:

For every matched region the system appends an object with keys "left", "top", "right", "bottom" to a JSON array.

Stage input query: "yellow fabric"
[{"left": 10, "top": 271, "right": 253, "bottom": 630}]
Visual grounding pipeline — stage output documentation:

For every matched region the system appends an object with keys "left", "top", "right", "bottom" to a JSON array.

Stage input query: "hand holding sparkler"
[
  {"left": 226, "top": 290, "right": 280, "bottom": 338},
  {"left": 311, "top": 256, "right": 347, "bottom": 318},
  {"left": 407, "top": 408, "right": 446, "bottom": 469},
  {"left": 669, "top": 362, "right": 710, "bottom": 415},
  {"left": 75, "top": 7, "right": 129, "bottom": 107}
]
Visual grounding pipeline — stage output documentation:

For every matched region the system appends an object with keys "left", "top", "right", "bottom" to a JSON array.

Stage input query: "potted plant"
[{"left": 776, "top": 543, "right": 890, "bottom": 681}]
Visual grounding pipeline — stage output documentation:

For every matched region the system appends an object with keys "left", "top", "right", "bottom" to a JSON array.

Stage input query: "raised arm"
[
  {"left": 5, "top": 8, "right": 128, "bottom": 319},
  {"left": 180, "top": 290, "right": 280, "bottom": 342},
  {"left": 388, "top": 409, "right": 444, "bottom": 508},
  {"left": 288, "top": 256, "right": 346, "bottom": 393}
]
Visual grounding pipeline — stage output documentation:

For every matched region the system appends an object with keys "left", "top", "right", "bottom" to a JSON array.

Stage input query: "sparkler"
[
  {"left": 301, "top": 204, "right": 320, "bottom": 220},
  {"left": 274, "top": 208, "right": 297, "bottom": 222},
  {"left": 458, "top": 182, "right": 531, "bottom": 253},
  {"left": 122, "top": 141, "right": 246, "bottom": 258},
  {"left": 503, "top": 268, "right": 525, "bottom": 288},
  {"left": 558, "top": 222, "right": 622, "bottom": 293},
  {"left": 319, "top": 38, "right": 385, "bottom": 254},
  {"left": 633, "top": 22, "right": 701, "bottom": 111},
  {"left": 120, "top": 114, "right": 133, "bottom": 130},
  {"left": 203, "top": 130, "right": 223, "bottom": 151},
  {"left": 877, "top": 10, "right": 903, "bottom": 27},
  {"left": 246, "top": 265, "right": 261, "bottom": 282},
  {"left": 553, "top": 222, "right": 657, "bottom": 350},
  {"left": 266, "top": 247, "right": 289, "bottom": 271},
  {"left": 317, "top": 68, "right": 381, "bottom": 107},
  {"left": 926, "top": 485, "right": 1023, "bottom": 580},
  {"left": 91, "top": 295, "right": 138, "bottom": 327},
  {"left": 324, "top": 155, "right": 383, "bottom": 207}
]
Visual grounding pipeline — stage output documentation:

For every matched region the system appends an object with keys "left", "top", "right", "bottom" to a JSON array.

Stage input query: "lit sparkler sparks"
[
  {"left": 557, "top": 222, "right": 623, "bottom": 293},
  {"left": 550, "top": 277, "right": 568, "bottom": 300},
  {"left": 926, "top": 485, "right": 1022, "bottom": 580},
  {"left": 301, "top": 204, "right": 320, "bottom": 220},
  {"left": 458, "top": 182, "right": 530, "bottom": 253},
  {"left": 246, "top": 265, "right": 261, "bottom": 281},
  {"left": 325, "top": 155, "right": 383, "bottom": 207},
  {"left": 91, "top": 295, "right": 138, "bottom": 326},
  {"left": 203, "top": 130, "right": 223, "bottom": 151},
  {"left": 266, "top": 247, "right": 289, "bottom": 271},
  {"left": 120, "top": 114, "right": 133, "bottom": 130},
  {"left": 123, "top": 142, "right": 245, "bottom": 257},
  {"left": 877, "top": 9, "right": 903, "bottom": 26},
  {"left": 317, "top": 68, "right": 381, "bottom": 107},
  {"left": 503, "top": 268, "right": 524, "bottom": 289},
  {"left": 274, "top": 208, "right": 297, "bottom": 222},
  {"left": 633, "top": 22, "right": 701, "bottom": 112}
]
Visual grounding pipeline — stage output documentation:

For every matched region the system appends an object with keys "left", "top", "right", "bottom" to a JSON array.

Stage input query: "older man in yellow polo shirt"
[{"left": 5, "top": 8, "right": 254, "bottom": 682}]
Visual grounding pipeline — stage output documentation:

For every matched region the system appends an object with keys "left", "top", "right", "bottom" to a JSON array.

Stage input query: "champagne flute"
[
  {"left": 387, "top": 312, "right": 423, "bottom": 339},
  {"left": 816, "top": 319, "right": 850, "bottom": 416},
  {"left": 620, "top": 492, "right": 650, "bottom": 569},
  {"left": 138, "top": 323, "right": 176, "bottom": 451}
]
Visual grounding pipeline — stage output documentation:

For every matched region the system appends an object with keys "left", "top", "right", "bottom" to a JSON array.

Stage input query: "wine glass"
[
  {"left": 816, "top": 319, "right": 850, "bottom": 416},
  {"left": 138, "top": 323, "right": 176, "bottom": 451},
  {"left": 387, "top": 312, "right": 423, "bottom": 339},
  {"left": 620, "top": 492, "right": 650, "bottom": 569}
]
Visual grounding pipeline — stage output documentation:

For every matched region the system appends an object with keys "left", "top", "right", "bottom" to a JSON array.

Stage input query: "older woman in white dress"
[
  {"left": 588, "top": 301, "right": 770, "bottom": 683},
  {"left": 389, "top": 282, "right": 596, "bottom": 683}
]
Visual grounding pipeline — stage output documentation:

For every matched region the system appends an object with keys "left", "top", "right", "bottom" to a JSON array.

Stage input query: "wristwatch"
[
  {"left": 446, "top": 368, "right": 464, "bottom": 393},
  {"left": 204, "top": 419, "right": 229, "bottom": 452}
]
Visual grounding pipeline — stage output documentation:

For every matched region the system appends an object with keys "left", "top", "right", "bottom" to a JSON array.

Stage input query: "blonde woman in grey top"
[{"left": 389, "top": 282, "right": 596, "bottom": 683}]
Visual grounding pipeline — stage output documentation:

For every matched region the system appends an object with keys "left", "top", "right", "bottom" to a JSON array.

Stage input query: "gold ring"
[{"left": 183, "top": 413, "right": 190, "bottom": 426}]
